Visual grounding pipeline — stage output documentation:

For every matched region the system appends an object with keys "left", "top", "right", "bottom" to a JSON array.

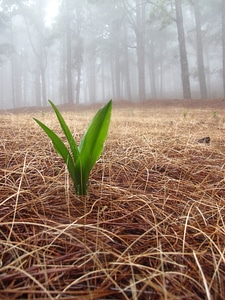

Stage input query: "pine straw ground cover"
[{"left": 0, "top": 99, "right": 225, "bottom": 300}]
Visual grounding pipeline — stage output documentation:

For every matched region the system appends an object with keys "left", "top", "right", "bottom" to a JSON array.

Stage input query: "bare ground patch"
[{"left": 0, "top": 101, "right": 225, "bottom": 299}]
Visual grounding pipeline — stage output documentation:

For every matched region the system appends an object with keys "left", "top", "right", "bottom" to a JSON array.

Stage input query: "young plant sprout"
[
  {"left": 183, "top": 110, "right": 188, "bottom": 118},
  {"left": 34, "top": 100, "right": 112, "bottom": 195}
]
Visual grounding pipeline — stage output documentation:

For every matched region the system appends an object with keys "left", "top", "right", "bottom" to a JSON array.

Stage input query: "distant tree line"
[{"left": 0, "top": 0, "right": 224, "bottom": 108}]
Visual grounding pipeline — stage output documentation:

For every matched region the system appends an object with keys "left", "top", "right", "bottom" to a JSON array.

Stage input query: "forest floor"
[{"left": 0, "top": 98, "right": 225, "bottom": 299}]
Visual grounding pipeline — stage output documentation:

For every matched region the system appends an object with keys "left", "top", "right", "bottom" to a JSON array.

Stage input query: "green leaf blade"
[
  {"left": 33, "top": 117, "right": 76, "bottom": 184},
  {"left": 48, "top": 100, "right": 79, "bottom": 163},
  {"left": 76, "top": 100, "right": 112, "bottom": 192}
]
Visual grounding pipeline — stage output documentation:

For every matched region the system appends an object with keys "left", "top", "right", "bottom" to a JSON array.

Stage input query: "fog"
[{"left": 0, "top": 0, "right": 223, "bottom": 109}]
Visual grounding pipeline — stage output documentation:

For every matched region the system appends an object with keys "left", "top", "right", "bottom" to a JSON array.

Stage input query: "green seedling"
[
  {"left": 34, "top": 99, "right": 112, "bottom": 195},
  {"left": 183, "top": 110, "right": 188, "bottom": 118},
  {"left": 213, "top": 111, "right": 217, "bottom": 118}
]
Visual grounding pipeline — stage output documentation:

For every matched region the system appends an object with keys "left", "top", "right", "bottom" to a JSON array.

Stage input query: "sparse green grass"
[{"left": 0, "top": 100, "right": 225, "bottom": 299}]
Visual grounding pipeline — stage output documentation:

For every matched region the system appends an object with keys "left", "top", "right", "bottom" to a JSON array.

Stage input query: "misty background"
[{"left": 0, "top": 0, "right": 224, "bottom": 109}]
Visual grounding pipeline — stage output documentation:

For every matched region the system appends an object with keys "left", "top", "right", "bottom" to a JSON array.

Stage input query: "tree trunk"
[
  {"left": 22, "top": 0, "right": 47, "bottom": 106},
  {"left": 37, "top": 0, "right": 47, "bottom": 106},
  {"left": 35, "top": 69, "right": 41, "bottom": 106},
  {"left": 123, "top": 22, "right": 132, "bottom": 100},
  {"left": 41, "top": 66, "right": 47, "bottom": 106},
  {"left": 59, "top": 40, "right": 67, "bottom": 104},
  {"left": 175, "top": 0, "right": 191, "bottom": 99},
  {"left": 75, "top": 42, "right": 83, "bottom": 104},
  {"left": 136, "top": 0, "right": 146, "bottom": 101},
  {"left": 88, "top": 50, "right": 96, "bottom": 102},
  {"left": 109, "top": 52, "right": 116, "bottom": 99},
  {"left": 66, "top": 0, "right": 73, "bottom": 104},
  {"left": 193, "top": 0, "right": 207, "bottom": 98},
  {"left": 149, "top": 40, "right": 157, "bottom": 98},
  {"left": 115, "top": 48, "right": 121, "bottom": 99},
  {"left": 75, "top": 67, "right": 81, "bottom": 104},
  {"left": 9, "top": 17, "right": 16, "bottom": 108},
  {"left": 101, "top": 52, "right": 105, "bottom": 100},
  {"left": 222, "top": 0, "right": 225, "bottom": 98}
]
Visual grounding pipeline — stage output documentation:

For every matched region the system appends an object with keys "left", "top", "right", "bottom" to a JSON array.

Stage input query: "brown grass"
[{"left": 0, "top": 99, "right": 225, "bottom": 299}]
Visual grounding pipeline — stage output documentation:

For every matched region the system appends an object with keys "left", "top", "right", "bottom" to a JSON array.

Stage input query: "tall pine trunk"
[
  {"left": 123, "top": 22, "right": 132, "bottom": 100},
  {"left": 222, "top": 0, "right": 225, "bottom": 98},
  {"left": 193, "top": 0, "right": 207, "bottom": 98},
  {"left": 175, "top": 0, "right": 191, "bottom": 99},
  {"left": 65, "top": 0, "right": 73, "bottom": 104},
  {"left": 136, "top": 0, "right": 146, "bottom": 101}
]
